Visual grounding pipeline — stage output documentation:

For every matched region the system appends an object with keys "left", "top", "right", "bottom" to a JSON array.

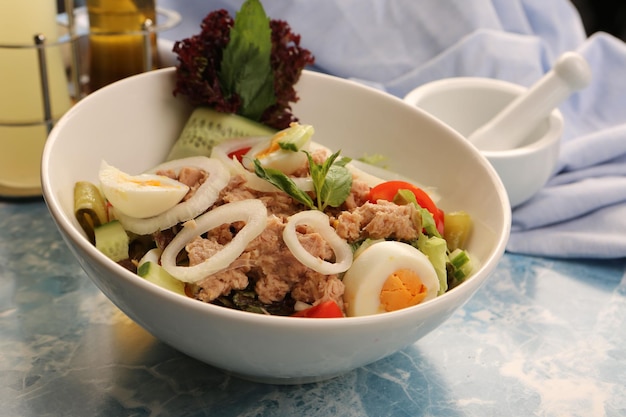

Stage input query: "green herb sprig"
[{"left": 253, "top": 150, "right": 353, "bottom": 211}]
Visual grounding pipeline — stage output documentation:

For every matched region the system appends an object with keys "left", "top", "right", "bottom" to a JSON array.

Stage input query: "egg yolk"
[
  {"left": 129, "top": 178, "right": 164, "bottom": 187},
  {"left": 379, "top": 269, "right": 428, "bottom": 312},
  {"left": 256, "top": 131, "right": 287, "bottom": 158}
]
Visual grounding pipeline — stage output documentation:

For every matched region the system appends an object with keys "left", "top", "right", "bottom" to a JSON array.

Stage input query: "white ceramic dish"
[
  {"left": 42, "top": 68, "right": 511, "bottom": 384},
  {"left": 404, "top": 77, "right": 563, "bottom": 208}
]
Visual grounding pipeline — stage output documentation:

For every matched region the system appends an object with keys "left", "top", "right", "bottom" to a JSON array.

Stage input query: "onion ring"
[
  {"left": 283, "top": 210, "right": 353, "bottom": 275},
  {"left": 161, "top": 199, "right": 268, "bottom": 283},
  {"left": 114, "top": 156, "right": 230, "bottom": 235}
]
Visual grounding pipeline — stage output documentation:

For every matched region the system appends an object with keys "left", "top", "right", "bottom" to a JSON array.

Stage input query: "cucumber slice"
[
  {"left": 166, "top": 107, "right": 276, "bottom": 160},
  {"left": 94, "top": 220, "right": 129, "bottom": 262},
  {"left": 415, "top": 234, "right": 448, "bottom": 295},
  {"left": 137, "top": 261, "right": 186, "bottom": 295},
  {"left": 449, "top": 248, "right": 473, "bottom": 281}
]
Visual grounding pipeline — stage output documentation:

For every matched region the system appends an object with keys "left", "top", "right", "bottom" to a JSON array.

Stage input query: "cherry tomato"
[
  {"left": 227, "top": 146, "right": 252, "bottom": 163},
  {"left": 292, "top": 300, "right": 344, "bottom": 318},
  {"left": 368, "top": 180, "right": 444, "bottom": 235}
]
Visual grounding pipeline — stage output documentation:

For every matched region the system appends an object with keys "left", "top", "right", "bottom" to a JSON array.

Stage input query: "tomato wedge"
[
  {"left": 227, "top": 146, "right": 252, "bottom": 163},
  {"left": 368, "top": 180, "right": 444, "bottom": 235},
  {"left": 292, "top": 300, "right": 344, "bottom": 318}
]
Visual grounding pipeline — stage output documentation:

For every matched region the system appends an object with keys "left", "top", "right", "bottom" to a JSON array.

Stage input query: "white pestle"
[{"left": 468, "top": 52, "right": 591, "bottom": 151}]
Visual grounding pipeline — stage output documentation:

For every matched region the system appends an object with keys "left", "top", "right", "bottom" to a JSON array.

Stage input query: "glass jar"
[{"left": 86, "top": 0, "right": 158, "bottom": 92}]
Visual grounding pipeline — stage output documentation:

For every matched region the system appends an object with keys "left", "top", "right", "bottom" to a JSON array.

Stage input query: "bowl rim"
[
  {"left": 403, "top": 76, "right": 564, "bottom": 158},
  {"left": 41, "top": 68, "right": 512, "bottom": 328}
]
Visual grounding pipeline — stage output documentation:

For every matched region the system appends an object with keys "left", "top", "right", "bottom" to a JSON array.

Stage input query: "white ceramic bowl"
[
  {"left": 404, "top": 77, "right": 563, "bottom": 208},
  {"left": 42, "top": 68, "right": 511, "bottom": 384}
]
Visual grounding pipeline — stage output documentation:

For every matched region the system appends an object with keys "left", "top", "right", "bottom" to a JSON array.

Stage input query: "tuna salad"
[{"left": 74, "top": 122, "right": 475, "bottom": 318}]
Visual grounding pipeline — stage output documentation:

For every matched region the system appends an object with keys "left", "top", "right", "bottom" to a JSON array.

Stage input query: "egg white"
[
  {"left": 99, "top": 160, "right": 189, "bottom": 219},
  {"left": 242, "top": 124, "right": 313, "bottom": 175},
  {"left": 243, "top": 138, "right": 310, "bottom": 175},
  {"left": 342, "top": 241, "right": 440, "bottom": 317}
]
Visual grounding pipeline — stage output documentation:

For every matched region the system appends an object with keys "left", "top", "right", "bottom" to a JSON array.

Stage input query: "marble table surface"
[{"left": 1, "top": 197, "right": 624, "bottom": 417}]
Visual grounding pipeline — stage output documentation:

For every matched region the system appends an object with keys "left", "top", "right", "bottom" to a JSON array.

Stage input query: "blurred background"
[{"left": 57, "top": 0, "right": 626, "bottom": 42}]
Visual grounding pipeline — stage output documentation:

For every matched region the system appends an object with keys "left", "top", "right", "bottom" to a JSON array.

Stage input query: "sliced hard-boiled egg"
[
  {"left": 242, "top": 122, "right": 313, "bottom": 174},
  {"left": 99, "top": 160, "right": 189, "bottom": 219},
  {"left": 342, "top": 240, "right": 440, "bottom": 317}
]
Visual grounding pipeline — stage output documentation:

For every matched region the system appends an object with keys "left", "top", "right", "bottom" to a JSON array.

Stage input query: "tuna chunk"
[
  {"left": 156, "top": 166, "right": 207, "bottom": 201},
  {"left": 187, "top": 237, "right": 250, "bottom": 302},
  {"left": 335, "top": 200, "right": 422, "bottom": 242},
  {"left": 341, "top": 178, "right": 371, "bottom": 211},
  {"left": 246, "top": 216, "right": 343, "bottom": 306},
  {"left": 186, "top": 214, "right": 345, "bottom": 309},
  {"left": 218, "top": 175, "right": 304, "bottom": 218}
]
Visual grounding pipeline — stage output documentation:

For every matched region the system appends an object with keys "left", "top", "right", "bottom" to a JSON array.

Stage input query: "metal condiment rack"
[{"left": 0, "top": 0, "right": 181, "bottom": 134}]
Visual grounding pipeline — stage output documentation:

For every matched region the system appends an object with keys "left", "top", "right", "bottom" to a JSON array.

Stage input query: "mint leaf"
[
  {"left": 320, "top": 163, "right": 352, "bottom": 208},
  {"left": 305, "top": 150, "right": 352, "bottom": 211},
  {"left": 253, "top": 149, "right": 352, "bottom": 211},
  {"left": 219, "top": 0, "right": 276, "bottom": 121},
  {"left": 253, "top": 160, "right": 315, "bottom": 209}
]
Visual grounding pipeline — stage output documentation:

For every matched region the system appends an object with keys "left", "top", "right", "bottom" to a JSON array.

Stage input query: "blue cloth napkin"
[{"left": 158, "top": 0, "right": 626, "bottom": 259}]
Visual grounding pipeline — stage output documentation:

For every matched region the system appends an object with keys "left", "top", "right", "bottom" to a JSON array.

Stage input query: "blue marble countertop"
[{"left": 1, "top": 197, "right": 625, "bottom": 417}]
